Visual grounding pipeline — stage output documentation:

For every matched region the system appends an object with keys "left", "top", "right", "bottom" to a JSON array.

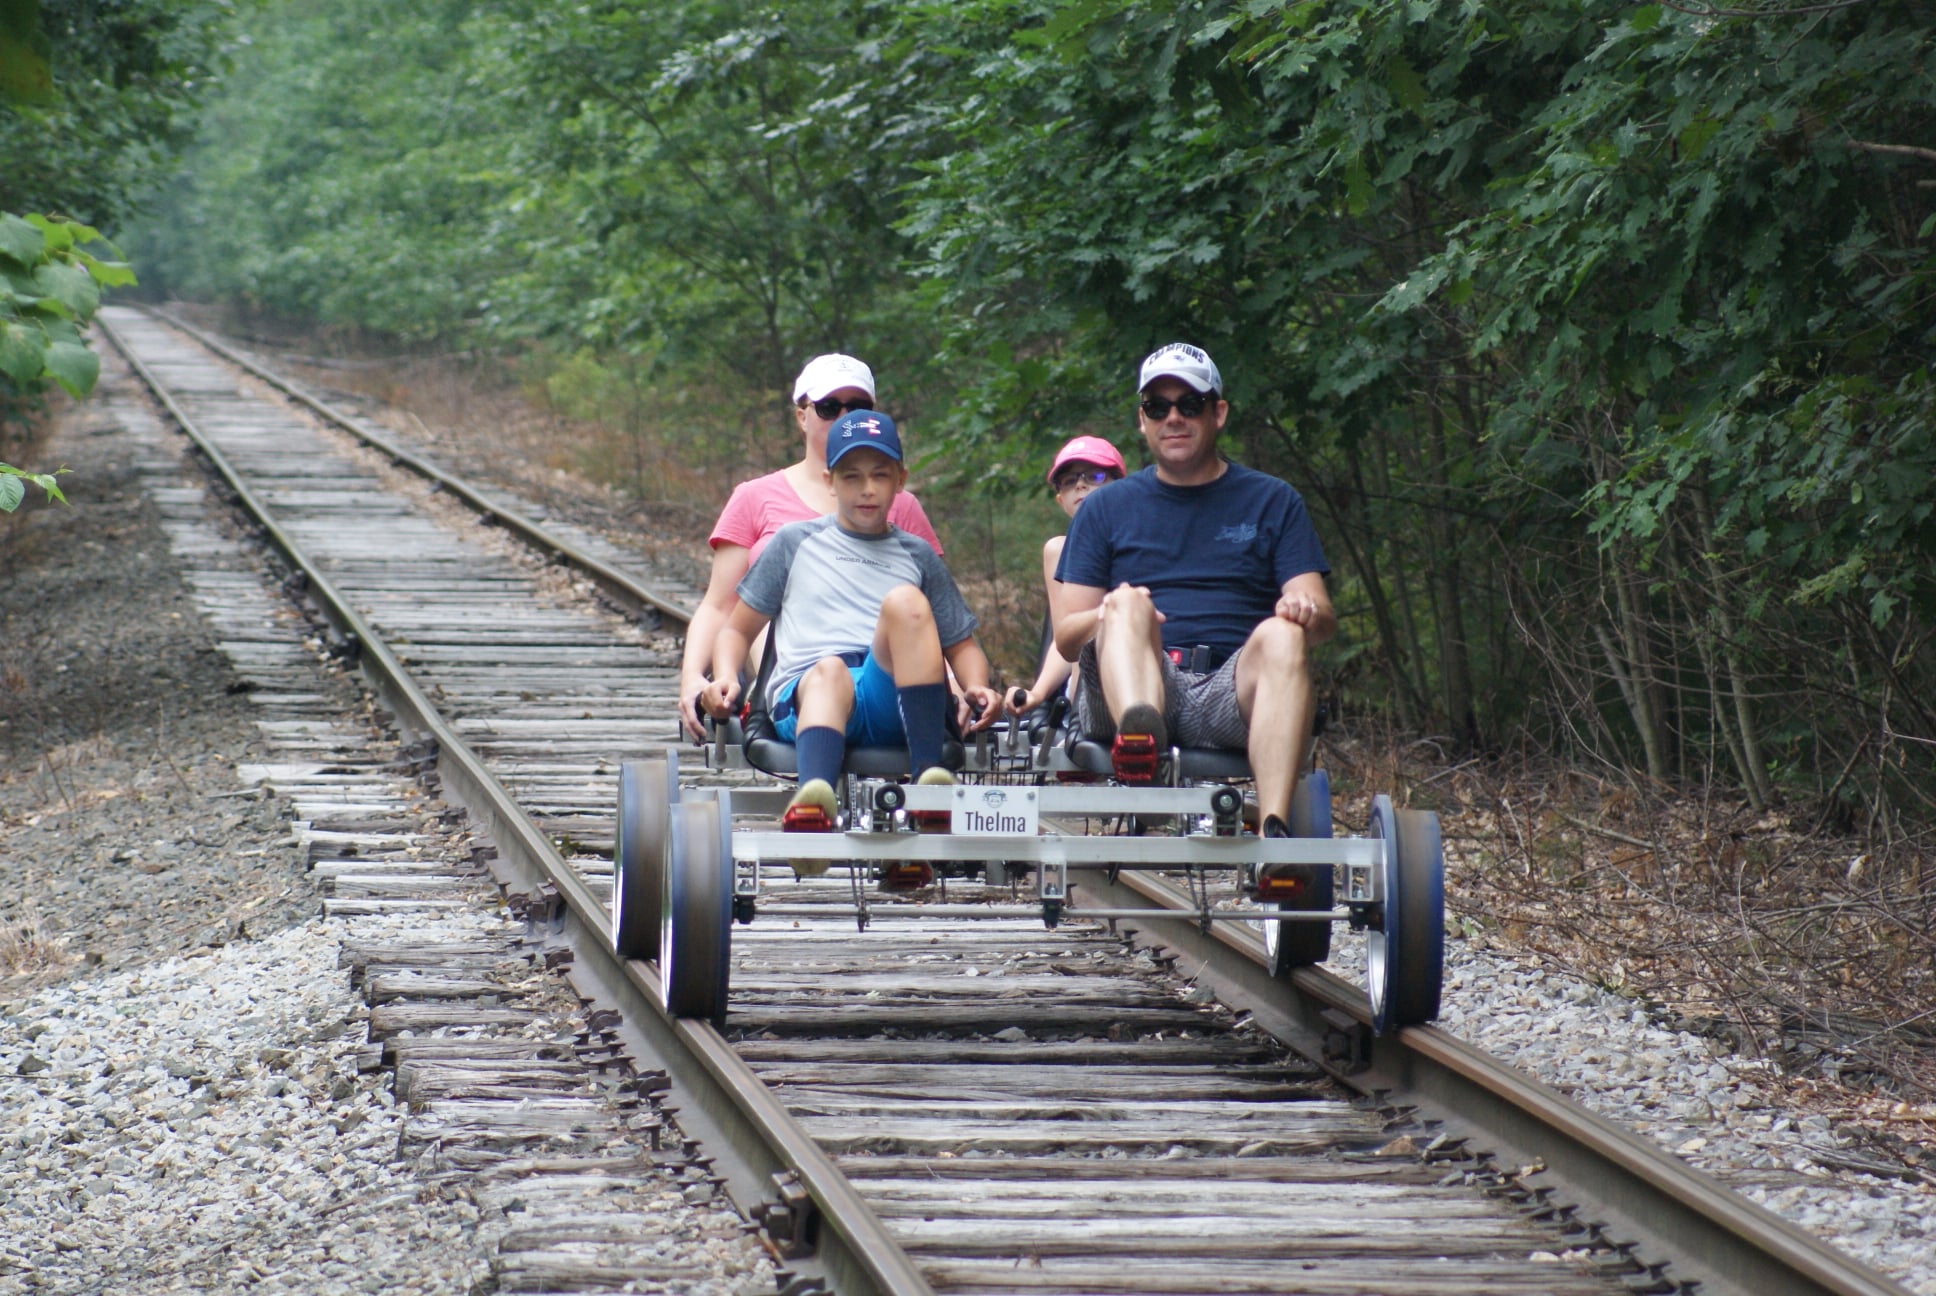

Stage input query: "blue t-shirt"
[{"left": 1055, "top": 461, "right": 1329, "bottom": 656}]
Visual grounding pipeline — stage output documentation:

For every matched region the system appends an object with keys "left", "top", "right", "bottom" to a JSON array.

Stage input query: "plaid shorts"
[{"left": 1073, "top": 642, "right": 1248, "bottom": 750}]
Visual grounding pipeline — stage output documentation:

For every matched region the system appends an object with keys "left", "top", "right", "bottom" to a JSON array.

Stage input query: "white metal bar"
[{"left": 730, "top": 831, "right": 1381, "bottom": 866}]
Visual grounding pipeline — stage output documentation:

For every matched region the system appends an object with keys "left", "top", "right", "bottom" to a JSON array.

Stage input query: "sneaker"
[
  {"left": 782, "top": 779, "right": 838, "bottom": 878},
  {"left": 1110, "top": 702, "right": 1167, "bottom": 784},
  {"left": 1253, "top": 813, "right": 1316, "bottom": 901},
  {"left": 911, "top": 766, "right": 954, "bottom": 832}
]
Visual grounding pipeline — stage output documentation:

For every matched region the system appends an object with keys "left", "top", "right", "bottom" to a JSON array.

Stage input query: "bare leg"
[
  {"left": 1096, "top": 584, "right": 1168, "bottom": 731},
  {"left": 1235, "top": 617, "right": 1317, "bottom": 825},
  {"left": 870, "top": 584, "right": 944, "bottom": 684},
  {"left": 792, "top": 656, "right": 858, "bottom": 731}
]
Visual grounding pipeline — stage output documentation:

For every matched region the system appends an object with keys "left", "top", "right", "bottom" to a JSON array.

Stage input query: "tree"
[{"left": 3, "top": 0, "right": 228, "bottom": 430}]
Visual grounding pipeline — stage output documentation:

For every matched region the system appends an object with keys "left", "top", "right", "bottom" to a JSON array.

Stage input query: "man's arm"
[
  {"left": 1276, "top": 571, "right": 1337, "bottom": 644},
  {"left": 702, "top": 600, "right": 771, "bottom": 718}
]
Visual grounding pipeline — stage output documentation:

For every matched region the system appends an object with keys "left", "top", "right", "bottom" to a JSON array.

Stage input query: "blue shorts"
[{"left": 771, "top": 651, "right": 906, "bottom": 746}]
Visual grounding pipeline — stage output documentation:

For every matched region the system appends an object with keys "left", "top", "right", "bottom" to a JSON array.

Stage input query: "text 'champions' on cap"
[
  {"left": 1137, "top": 343, "right": 1222, "bottom": 395},
  {"left": 825, "top": 409, "right": 903, "bottom": 468}
]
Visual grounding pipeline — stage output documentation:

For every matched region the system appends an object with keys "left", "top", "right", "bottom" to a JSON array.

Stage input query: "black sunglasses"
[
  {"left": 1140, "top": 391, "right": 1215, "bottom": 420},
  {"left": 809, "top": 395, "right": 873, "bottom": 420},
  {"left": 1054, "top": 469, "right": 1118, "bottom": 491}
]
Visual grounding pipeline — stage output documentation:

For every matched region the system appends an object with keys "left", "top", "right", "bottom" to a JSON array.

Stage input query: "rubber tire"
[
  {"left": 661, "top": 794, "right": 733, "bottom": 1025},
  {"left": 612, "top": 752, "right": 677, "bottom": 959},
  {"left": 1366, "top": 796, "right": 1446, "bottom": 1032},
  {"left": 1261, "top": 769, "right": 1335, "bottom": 974}
]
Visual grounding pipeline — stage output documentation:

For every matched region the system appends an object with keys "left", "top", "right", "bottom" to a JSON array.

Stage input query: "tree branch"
[{"left": 1848, "top": 139, "right": 1936, "bottom": 165}]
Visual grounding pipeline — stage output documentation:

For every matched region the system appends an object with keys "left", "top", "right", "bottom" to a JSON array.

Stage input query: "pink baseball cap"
[{"left": 1046, "top": 435, "right": 1127, "bottom": 485}]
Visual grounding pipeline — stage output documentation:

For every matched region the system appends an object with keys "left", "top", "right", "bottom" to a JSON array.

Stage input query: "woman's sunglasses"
[
  {"left": 1139, "top": 392, "right": 1214, "bottom": 420},
  {"left": 810, "top": 396, "right": 874, "bottom": 420},
  {"left": 1054, "top": 469, "right": 1119, "bottom": 491}
]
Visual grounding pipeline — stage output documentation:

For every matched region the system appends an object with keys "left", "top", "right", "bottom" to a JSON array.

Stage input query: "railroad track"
[{"left": 97, "top": 304, "right": 1909, "bottom": 1296}]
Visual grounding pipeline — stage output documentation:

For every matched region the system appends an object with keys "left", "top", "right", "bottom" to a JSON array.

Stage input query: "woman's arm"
[
  {"left": 1016, "top": 536, "right": 1074, "bottom": 711},
  {"left": 701, "top": 599, "right": 770, "bottom": 720},
  {"left": 678, "top": 542, "right": 751, "bottom": 741}
]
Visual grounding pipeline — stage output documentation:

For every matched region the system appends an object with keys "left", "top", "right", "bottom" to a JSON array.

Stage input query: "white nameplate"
[{"left": 950, "top": 786, "right": 1039, "bottom": 836}]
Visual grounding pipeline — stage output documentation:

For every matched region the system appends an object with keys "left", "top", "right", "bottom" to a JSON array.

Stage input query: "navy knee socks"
[
  {"left": 897, "top": 682, "right": 949, "bottom": 773},
  {"left": 794, "top": 725, "right": 845, "bottom": 789}
]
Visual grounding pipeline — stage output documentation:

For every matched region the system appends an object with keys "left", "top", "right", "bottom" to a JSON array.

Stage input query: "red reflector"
[{"left": 1112, "top": 732, "right": 1159, "bottom": 783}]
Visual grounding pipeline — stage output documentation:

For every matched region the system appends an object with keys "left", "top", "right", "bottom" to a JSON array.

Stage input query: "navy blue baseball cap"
[{"left": 825, "top": 409, "right": 903, "bottom": 469}]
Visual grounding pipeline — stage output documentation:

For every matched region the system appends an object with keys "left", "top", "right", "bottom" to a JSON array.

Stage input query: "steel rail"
[
  {"left": 1073, "top": 867, "right": 1912, "bottom": 1296},
  {"left": 138, "top": 306, "right": 695, "bottom": 629},
  {"left": 98, "top": 314, "right": 935, "bottom": 1296}
]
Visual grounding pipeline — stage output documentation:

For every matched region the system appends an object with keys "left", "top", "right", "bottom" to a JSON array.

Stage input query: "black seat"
[
  {"left": 1060, "top": 701, "right": 1326, "bottom": 782},
  {"left": 1064, "top": 737, "right": 1254, "bottom": 782},
  {"left": 734, "top": 639, "right": 964, "bottom": 780}
]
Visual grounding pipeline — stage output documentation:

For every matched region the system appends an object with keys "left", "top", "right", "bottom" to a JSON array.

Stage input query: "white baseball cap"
[
  {"left": 1137, "top": 342, "right": 1223, "bottom": 395},
  {"left": 792, "top": 353, "right": 876, "bottom": 403}
]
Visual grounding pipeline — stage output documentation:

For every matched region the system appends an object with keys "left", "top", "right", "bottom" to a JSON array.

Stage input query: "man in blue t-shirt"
[{"left": 1052, "top": 342, "right": 1336, "bottom": 840}]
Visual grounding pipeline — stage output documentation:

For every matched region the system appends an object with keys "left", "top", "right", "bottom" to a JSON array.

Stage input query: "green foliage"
[
  {"left": 0, "top": 0, "right": 235, "bottom": 227},
  {"left": 0, "top": 459, "right": 68, "bottom": 511},
  {"left": 124, "top": 0, "right": 521, "bottom": 338},
  {"left": 0, "top": 211, "right": 135, "bottom": 400},
  {"left": 124, "top": 0, "right": 1936, "bottom": 828}
]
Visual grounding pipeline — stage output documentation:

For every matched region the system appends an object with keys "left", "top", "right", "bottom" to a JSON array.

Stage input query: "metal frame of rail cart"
[{"left": 611, "top": 716, "right": 1444, "bottom": 1035}]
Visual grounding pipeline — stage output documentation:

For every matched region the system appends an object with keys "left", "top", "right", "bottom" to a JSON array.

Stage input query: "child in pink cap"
[{"left": 1011, "top": 435, "right": 1127, "bottom": 716}]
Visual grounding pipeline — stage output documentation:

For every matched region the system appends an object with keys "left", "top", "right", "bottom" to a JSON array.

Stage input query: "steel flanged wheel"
[
  {"left": 1365, "top": 794, "right": 1446, "bottom": 1033},
  {"left": 661, "top": 792, "right": 734, "bottom": 1026},
  {"left": 612, "top": 751, "right": 678, "bottom": 959},
  {"left": 1261, "top": 769, "right": 1335, "bottom": 975}
]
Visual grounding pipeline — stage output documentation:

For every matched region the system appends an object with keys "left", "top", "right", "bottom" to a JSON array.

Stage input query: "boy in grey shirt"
[{"left": 702, "top": 410, "right": 1001, "bottom": 860}]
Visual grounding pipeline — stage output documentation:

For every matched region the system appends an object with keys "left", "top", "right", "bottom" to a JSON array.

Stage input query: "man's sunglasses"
[
  {"left": 1139, "top": 392, "right": 1215, "bottom": 420},
  {"left": 810, "top": 396, "right": 873, "bottom": 420},
  {"left": 1054, "top": 469, "right": 1118, "bottom": 491}
]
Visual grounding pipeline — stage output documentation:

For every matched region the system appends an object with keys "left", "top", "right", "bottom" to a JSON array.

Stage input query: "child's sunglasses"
[
  {"left": 1139, "top": 392, "right": 1214, "bottom": 419},
  {"left": 810, "top": 396, "right": 873, "bottom": 420}
]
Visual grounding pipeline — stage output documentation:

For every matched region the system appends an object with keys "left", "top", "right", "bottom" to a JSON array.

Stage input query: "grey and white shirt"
[{"left": 737, "top": 517, "right": 979, "bottom": 698}]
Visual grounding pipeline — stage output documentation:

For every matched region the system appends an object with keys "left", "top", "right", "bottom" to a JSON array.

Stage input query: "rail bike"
[{"left": 610, "top": 696, "right": 1444, "bottom": 1034}]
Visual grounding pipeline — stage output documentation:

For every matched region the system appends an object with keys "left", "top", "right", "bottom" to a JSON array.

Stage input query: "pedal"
[
  {"left": 879, "top": 862, "right": 933, "bottom": 891},
  {"left": 782, "top": 804, "right": 835, "bottom": 833},
  {"left": 1111, "top": 731, "right": 1160, "bottom": 783},
  {"left": 1255, "top": 863, "right": 1315, "bottom": 902}
]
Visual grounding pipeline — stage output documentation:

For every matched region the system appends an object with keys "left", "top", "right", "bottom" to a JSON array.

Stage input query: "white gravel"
[
  {"left": 1433, "top": 937, "right": 1936, "bottom": 1294},
  {"left": 0, "top": 919, "right": 485, "bottom": 1294}
]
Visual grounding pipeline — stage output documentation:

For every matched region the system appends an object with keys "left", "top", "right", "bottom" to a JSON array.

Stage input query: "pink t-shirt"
[{"left": 708, "top": 469, "right": 944, "bottom": 562}]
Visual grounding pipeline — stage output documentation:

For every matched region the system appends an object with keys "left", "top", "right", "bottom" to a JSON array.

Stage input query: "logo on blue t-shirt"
[{"left": 1215, "top": 523, "right": 1258, "bottom": 545}]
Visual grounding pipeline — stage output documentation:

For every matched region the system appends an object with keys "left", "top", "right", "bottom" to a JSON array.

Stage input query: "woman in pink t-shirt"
[{"left": 677, "top": 353, "right": 943, "bottom": 740}]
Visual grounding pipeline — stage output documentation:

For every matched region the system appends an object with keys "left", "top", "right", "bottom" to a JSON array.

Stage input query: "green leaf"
[
  {"left": 1629, "top": 4, "right": 1664, "bottom": 32},
  {"left": 73, "top": 250, "right": 138, "bottom": 288},
  {"left": 32, "top": 260, "right": 99, "bottom": 318},
  {"left": 41, "top": 337, "right": 99, "bottom": 397},
  {"left": 1385, "top": 56, "right": 1426, "bottom": 117},
  {"left": 0, "top": 475, "right": 21, "bottom": 513},
  {"left": 1344, "top": 155, "right": 1372, "bottom": 216},
  {"left": 0, "top": 0, "right": 55, "bottom": 104},
  {"left": 1677, "top": 117, "right": 1720, "bottom": 163},
  {"left": 0, "top": 212, "right": 42, "bottom": 267},
  {"left": 0, "top": 317, "right": 41, "bottom": 382}
]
